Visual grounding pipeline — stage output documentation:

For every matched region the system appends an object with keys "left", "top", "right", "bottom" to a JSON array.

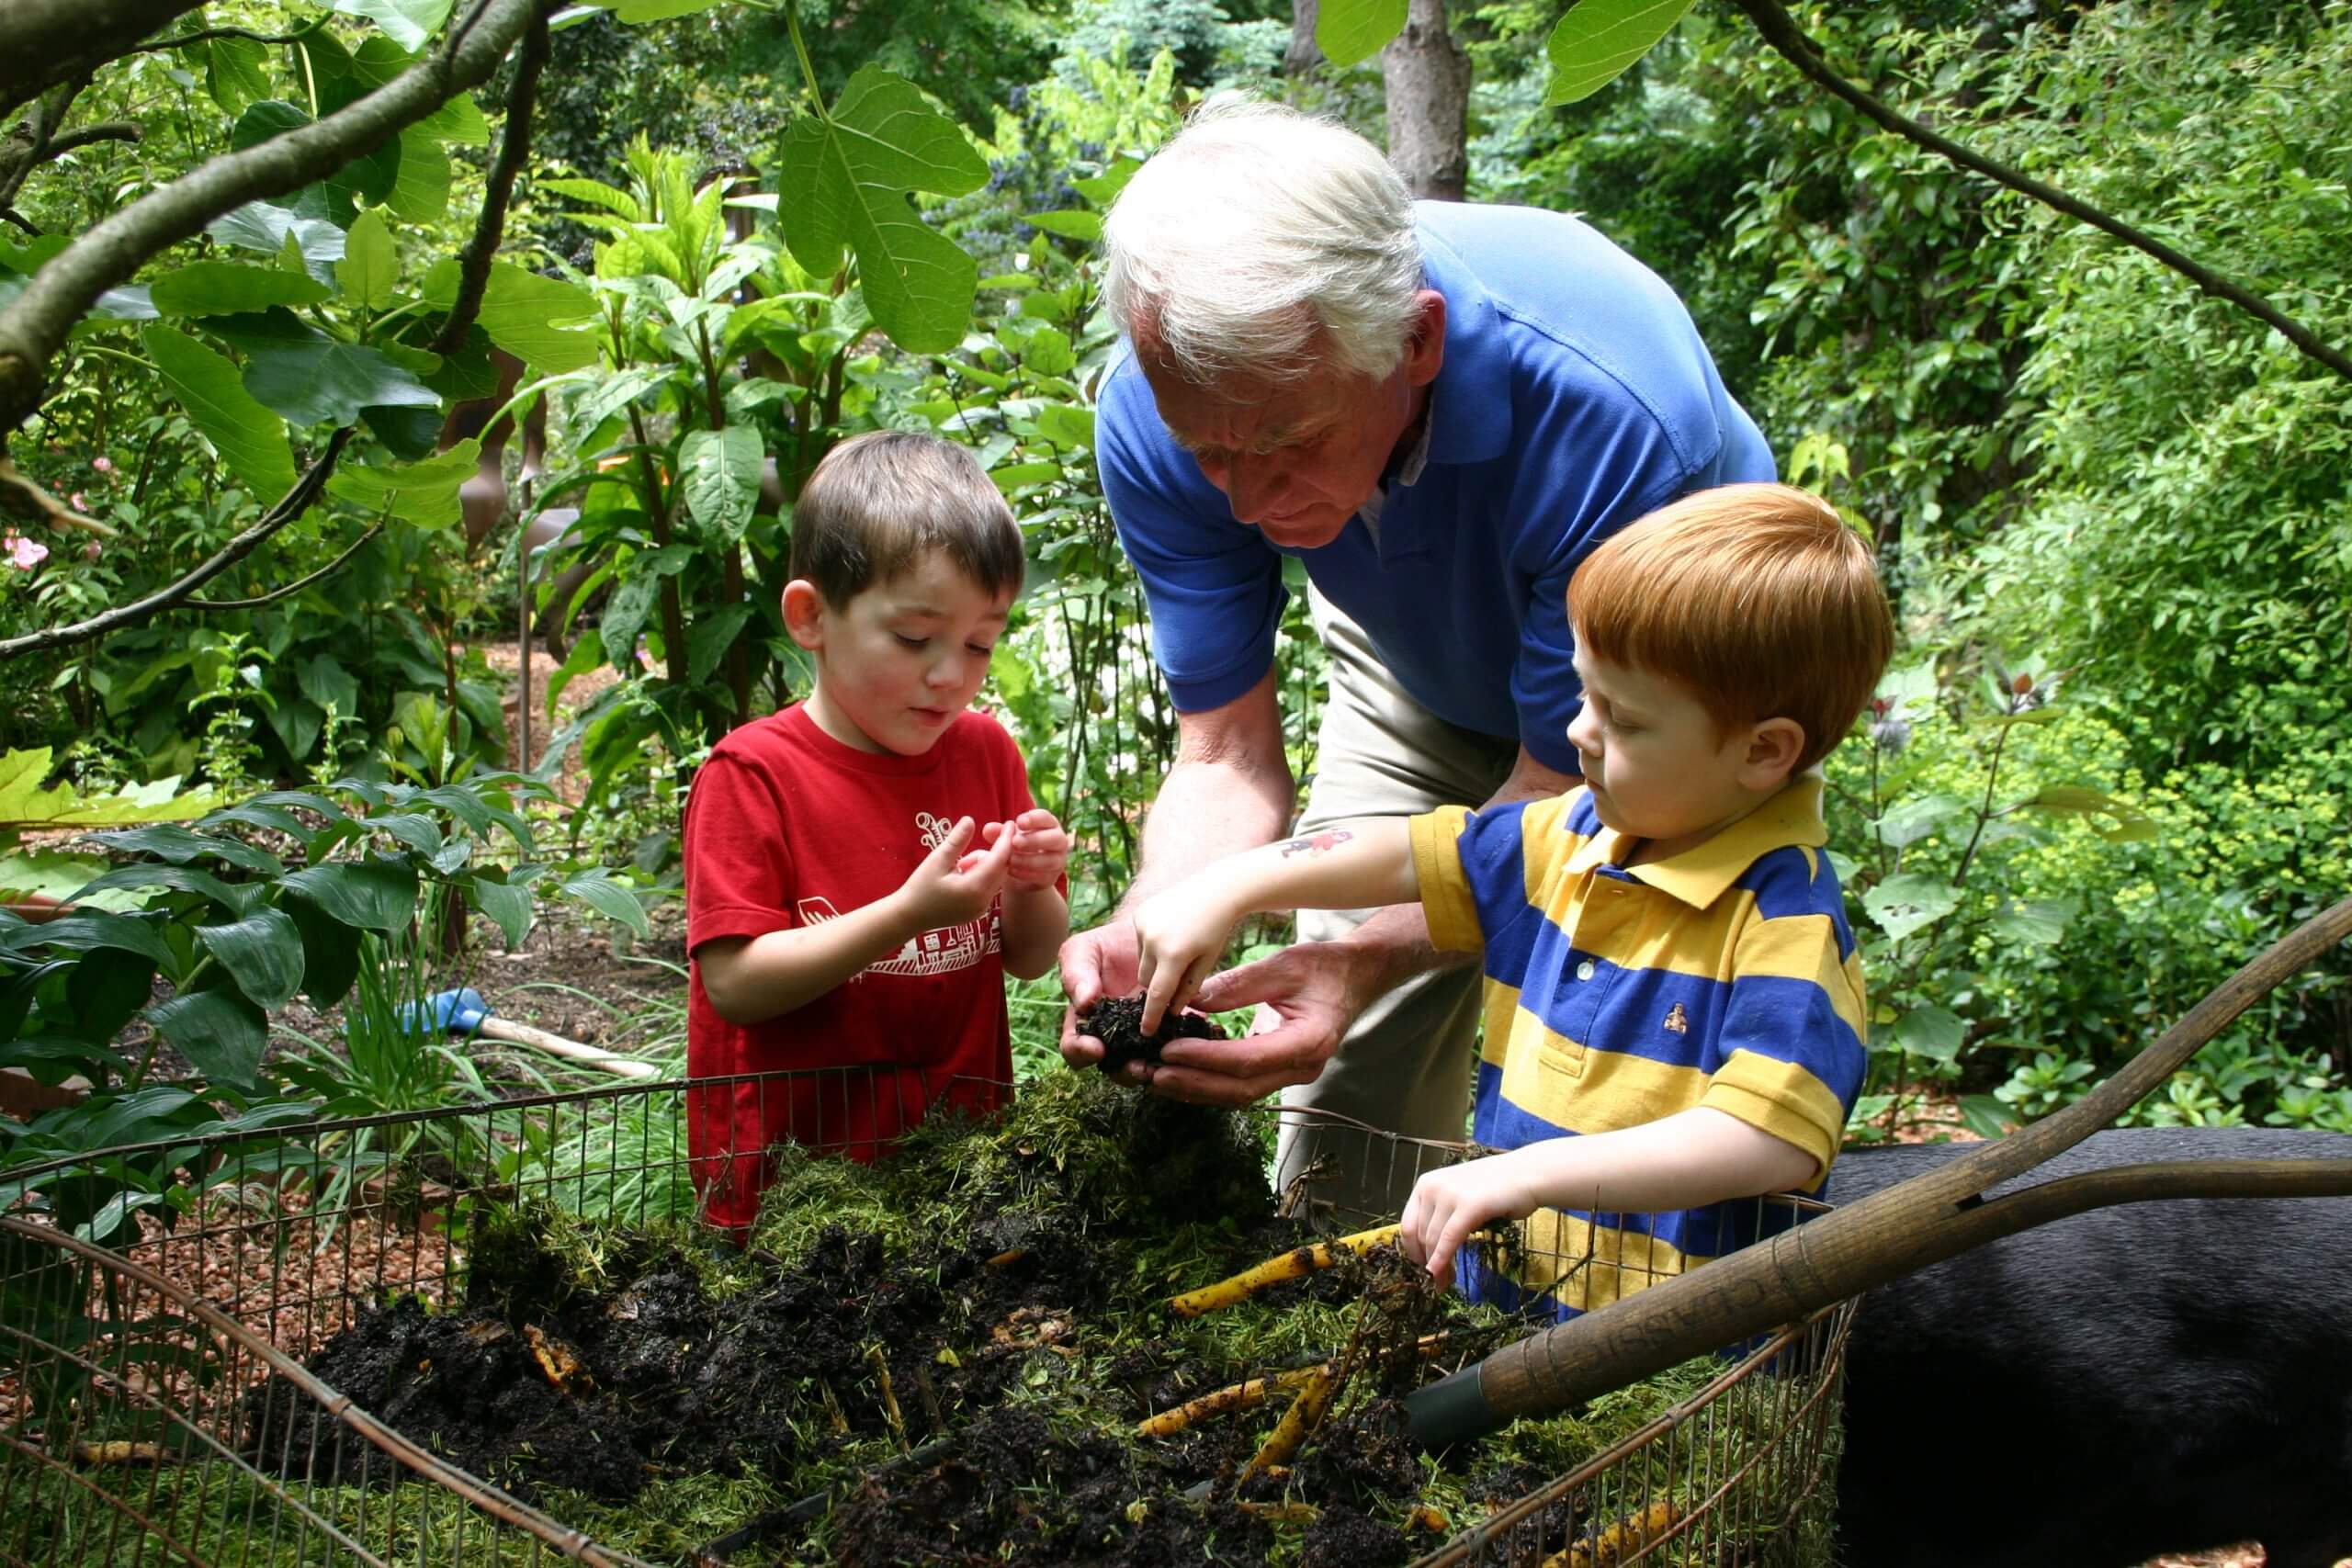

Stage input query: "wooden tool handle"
[{"left": 476, "top": 1016, "right": 658, "bottom": 1079}]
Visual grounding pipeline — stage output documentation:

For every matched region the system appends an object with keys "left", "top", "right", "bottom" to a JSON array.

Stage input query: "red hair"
[{"left": 1567, "top": 483, "right": 1894, "bottom": 773}]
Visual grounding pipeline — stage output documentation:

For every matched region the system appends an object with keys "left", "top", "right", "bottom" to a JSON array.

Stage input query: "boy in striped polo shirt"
[{"left": 1127, "top": 482, "right": 1894, "bottom": 1317}]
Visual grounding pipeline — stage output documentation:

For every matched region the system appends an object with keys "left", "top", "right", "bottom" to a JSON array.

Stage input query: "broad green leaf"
[
  {"left": 1023, "top": 209, "right": 1102, "bottom": 243},
  {"left": 537, "top": 176, "right": 642, "bottom": 222},
  {"left": 1069, "top": 156, "right": 1144, "bottom": 208},
  {"left": 361, "top": 403, "right": 443, "bottom": 462},
  {"left": 469, "top": 876, "right": 534, "bottom": 949},
  {"left": 139, "top": 325, "right": 299, "bottom": 497},
  {"left": 68, "top": 946, "right": 159, "bottom": 1045},
  {"left": 1873, "top": 792, "right": 1968, "bottom": 851},
  {"left": 1317, "top": 0, "right": 1408, "bottom": 66},
  {"left": 145, "top": 990, "right": 267, "bottom": 1086},
  {"left": 459, "top": 263, "right": 603, "bottom": 372},
  {"left": 83, "top": 825, "right": 282, "bottom": 875},
  {"left": 1990, "top": 897, "right": 2078, "bottom": 947},
  {"left": 1860, "top": 873, "right": 1962, "bottom": 943},
  {"left": 1545, "top": 0, "right": 1698, "bottom": 106},
  {"left": 71, "top": 863, "right": 255, "bottom": 914},
  {"left": 325, "top": 439, "right": 480, "bottom": 527},
  {"left": 615, "top": 0, "right": 719, "bottom": 17},
  {"left": 1958, "top": 1094, "right": 2014, "bottom": 1140},
  {"left": 412, "top": 95, "right": 491, "bottom": 147},
  {"left": 1891, "top": 1003, "right": 1966, "bottom": 1064},
  {"left": 1034, "top": 402, "right": 1095, "bottom": 451},
  {"left": 339, "top": 209, "right": 399, "bottom": 309},
  {"left": 775, "top": 67, "right": 988, "bottom": 354},
  {"left": 599, "top": 574, "right": 659, "bottom": 671},
  {"left": 205, "top": 37, "right": 273, "bottom": 114},
  {"left": 265, "top": 693, "right": 326, "bottom": 764},
  {"left": 298, "top": 653, "right": 361, "bottom": 720},
  {"left": 0, "top": 750, "right": 217, "bottom": 837},
  {"left": 2021, "top": 786, "right": 2159, "bottom": 842},
  {"left": 1013, "top": 324, "right": 1075, "bottom": 377},
  {"left": 206, "top": 202, "right": 346, "bottom": 284},
  {"left": 330, "top": 0, "right": 456, "bottom": 51},
  {"left": 287, "top": 894, "right": 362, "bottom": 1007},
  {"left": 0, "top": 911, "right": 171, "bottom": 965},
  {"left": 280, "top": 859, "right": 419, "bottom": 931},
  {"left": 989, "top": 461, "right": 1059, "bottom": 492},
  {"left": 243, "top": 341, "right": 439, "bottom": 427},
  {"left": 679, "top": 426, "right": 763, "bottom": 543},
  {"left": 688, "top": 601, "right": 755, "bottom": 684},
  {"left": 559, "top": 868, "right": 649, "bottom": 938},
  {"left": 196, "top": 906, "right": 305, "bottom": 1010},
  {"left": 568, "top": 365, "right": 671, "bottom": 434},
  {"left": 385, "top": 126, "right": 452, "bottom": 222},
  {"left": 0, "top": 850, "right": 121, "bottom": 908},
  {"left": 150, "top": 262, "right": 331, "bottom": 318}
]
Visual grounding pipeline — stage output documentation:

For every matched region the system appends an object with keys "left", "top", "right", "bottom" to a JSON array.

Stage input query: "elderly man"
[{"left": 1058, "top": 96, "right": 1775, "bottom": 1212}]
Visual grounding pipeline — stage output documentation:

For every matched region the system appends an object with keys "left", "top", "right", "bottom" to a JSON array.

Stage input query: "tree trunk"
[
  {"left": 1382, "top": 0, "right": 1469, "bottom": 201},
  {"left": 1286, "top": 0, "right": 1325, "bottom": 78}
]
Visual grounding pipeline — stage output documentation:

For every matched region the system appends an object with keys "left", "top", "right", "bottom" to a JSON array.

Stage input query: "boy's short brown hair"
[
  {"left": 790, "top": 431, "right": 1025, "bottom": 606},
  {"left": 1567, "top": 482, "right": 1894, "bottom": 773}
]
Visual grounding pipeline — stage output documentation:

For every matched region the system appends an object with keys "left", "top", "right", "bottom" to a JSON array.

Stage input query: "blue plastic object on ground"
[{"left": 397, "top": 987, "right": 492, "bottom": 1038}]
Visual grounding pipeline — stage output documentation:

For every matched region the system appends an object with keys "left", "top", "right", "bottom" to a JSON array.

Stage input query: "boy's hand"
[
  {"left": 1130, "top": 879, "right": 1244, "bottom": 1034},
  {"left": 981, "top": 807, "right": 1070, "bottom": 892},
  {"left": 895, "top": 816, "right": 1016, "bottom": 931},
  {"left": 1399, "top": 1151, "right": 1544, "bottom": 1289}
]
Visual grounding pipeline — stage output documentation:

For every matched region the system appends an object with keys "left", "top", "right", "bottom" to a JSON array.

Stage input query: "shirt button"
[{"left": 1576, "top": 961, "right": 1596, "bottom": 982}]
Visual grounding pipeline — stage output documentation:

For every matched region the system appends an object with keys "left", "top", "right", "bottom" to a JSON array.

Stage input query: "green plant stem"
[
  {"left": 1950, "top": 700, "right": 2020, "bottom": 895},
  {"left": 784, "top": 6, "right": 828, "bottom": 118}
]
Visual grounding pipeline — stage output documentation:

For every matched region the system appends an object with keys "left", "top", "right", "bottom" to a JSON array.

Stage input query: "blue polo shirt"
[
  {"left": 1408, "top": 778, "right": 1868, "bottom": 1320},
  {"left": 1098, "top": 201, "right": 1775, "bottom": 773}
]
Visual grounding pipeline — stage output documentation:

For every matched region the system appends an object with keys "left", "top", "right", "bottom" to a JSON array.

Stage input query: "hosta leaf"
[
  {"left": 138, "top": 325, "right": 298, "bottom": 497},
  {"left": 775, "top": 67, "right": 987, "bottom": 354},
  {"left": 146, "top": 990, "right": 267, "bottom": 1087},
  {"left": 1545, "top": 0, "right": 1698, "bottom": 106},
  {"left": 195, "top": 906, "right": 306, "bottom": 1010}
]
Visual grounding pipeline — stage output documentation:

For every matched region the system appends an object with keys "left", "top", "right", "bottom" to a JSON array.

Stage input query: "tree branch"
[
  {"left": 0, "top": 0, "right": 546, "bottom": 436},
  {"left": 1728, "top": 0, "right": 2352, "bottom": 385},
  {"left": 431, "top": 13, "right": 550, "bottom": 355},
  {"left": 183, "top": 516, "right": 387, "bottom": 610},
  {"left": 0, "top": 1, "right": 208, "bottom": 123},
  {"left": 0, "top": 427, "right": 353, "bottom": 659},
  {"left": 47, "top": 123, "right": 142, "bottom": 158},
  {"left": 121, "top": 27, "right": 311, "bottom": 58}
]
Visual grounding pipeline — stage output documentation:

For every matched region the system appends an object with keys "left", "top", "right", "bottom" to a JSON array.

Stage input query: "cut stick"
[
  {"left": 1541, "top": 1499, "right": 1679, "bottom": 1568},
  {"left": 476, "top": 1015, "right": 658, "bottom": 1079},
  {"left": 1136, "top": 1365, "right": 1328, "bottom": 1438},
  {"left": 1241, "top": 1367, "right": 1339, "bottom": 1475}
]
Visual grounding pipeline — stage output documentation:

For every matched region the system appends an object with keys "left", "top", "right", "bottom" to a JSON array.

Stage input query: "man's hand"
[
  {"left": 983, "top": 807, "right": 1071, "bottom": 892},
  {"left": 894, "top": 816, "right": 1015, "bottom": 931},
  {"left": 1057, "top": 920, "right": 1146, "bottom": 1078},
  {"left": 1130, "top": 879, "right": 1244, "bottom": 1034},
  {"left": 1399, "top": 1149, "right": 1544, "bottom": 1288},
  {"left": 1137, "top": 941, "right": 1375, "bottom": 1106}
]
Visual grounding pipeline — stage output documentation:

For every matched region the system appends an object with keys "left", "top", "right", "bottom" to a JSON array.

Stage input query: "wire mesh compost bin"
[{"left": 0, "top": 1069, "right": 1854, "bottom": 1567}]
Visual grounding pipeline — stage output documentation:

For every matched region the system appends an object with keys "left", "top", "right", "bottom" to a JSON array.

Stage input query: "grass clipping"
[{"left": 184, "top": 1072, "right": 1839, "bottom": 1568}]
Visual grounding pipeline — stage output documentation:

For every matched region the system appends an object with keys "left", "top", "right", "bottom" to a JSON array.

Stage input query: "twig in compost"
[
  {"left": 865, "top": 1343, "right": 906, "bottom": 1447},
  {"left": 1136, "top": 1366, "right": 1329, "bottom": 1438},
  {"left": 1241, "top": 1365, "right": 1340, "bottom": 1476},
  {"left": 1238, "top": 1500, "right": 1319, "bottom": 1526}
]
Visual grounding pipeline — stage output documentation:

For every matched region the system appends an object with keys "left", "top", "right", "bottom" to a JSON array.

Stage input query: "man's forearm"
[{"left": 1125, "top": 751, "right": 1294, "bottom": 908}]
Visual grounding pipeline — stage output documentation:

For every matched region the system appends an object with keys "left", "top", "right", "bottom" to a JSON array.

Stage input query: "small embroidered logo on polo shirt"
[{"left": 1662, "top": 1003, "right": 1690, "bottom": 1035}]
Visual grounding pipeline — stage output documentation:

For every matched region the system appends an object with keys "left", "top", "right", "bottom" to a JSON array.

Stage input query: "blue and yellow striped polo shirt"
[{"left": 1408, "top": 777, "right": 1867, "bottom": 1319}]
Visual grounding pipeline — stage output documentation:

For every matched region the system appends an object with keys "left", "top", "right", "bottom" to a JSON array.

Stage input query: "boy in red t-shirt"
[{"left": 683, "top": 430, "right": 1070, "bottom": 1234}]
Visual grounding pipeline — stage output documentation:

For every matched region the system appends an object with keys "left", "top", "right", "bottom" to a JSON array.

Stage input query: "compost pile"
[{"left": 243, "top": 1074, "right": 1727, "bottom": 1566}]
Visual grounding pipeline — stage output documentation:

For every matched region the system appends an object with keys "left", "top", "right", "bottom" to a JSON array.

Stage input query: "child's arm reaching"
[
  {"left": 698, "top": 816, "right": 1016, "bottom": 1025},
  {"left": 1399, "top": 1110, "right": 1822, "bottom": 1287},
  {"left": 1128, "top": 818, "right": 1419, "bottom": 1032}
]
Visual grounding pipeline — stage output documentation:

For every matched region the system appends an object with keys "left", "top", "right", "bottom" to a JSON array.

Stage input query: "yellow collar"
[{"left": 1561, "top": 776, "right": 1828, "bottom": 909}]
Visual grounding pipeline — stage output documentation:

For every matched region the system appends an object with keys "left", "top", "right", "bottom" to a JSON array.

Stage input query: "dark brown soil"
[{"left": 1085, "top": 995, "right": 1227, "bottom": 1074}]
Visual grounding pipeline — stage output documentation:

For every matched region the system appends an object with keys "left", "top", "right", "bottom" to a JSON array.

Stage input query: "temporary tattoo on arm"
[{"left": 1276, "top": 829, "right": 1355, "bottom": 859}]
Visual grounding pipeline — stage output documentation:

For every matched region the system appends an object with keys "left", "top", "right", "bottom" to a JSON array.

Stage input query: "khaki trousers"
[{"left": 1273, "top": 589, "right": 1520, "bottom": 1218}]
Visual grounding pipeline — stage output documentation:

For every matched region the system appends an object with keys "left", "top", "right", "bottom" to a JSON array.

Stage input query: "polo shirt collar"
[
  {"left": 1560, "top": 777, "right": 1829, "bottom": 909},
  {"left": 1419, "top": 222, "right": 1512, "bottom": 468}
]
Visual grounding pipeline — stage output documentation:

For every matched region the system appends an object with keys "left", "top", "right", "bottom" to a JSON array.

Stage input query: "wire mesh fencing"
[{"left": 0, "top": 1070, "right": 1852, "bottom": 1567}]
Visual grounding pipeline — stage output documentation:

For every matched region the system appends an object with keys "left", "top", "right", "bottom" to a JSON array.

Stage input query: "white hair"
[{"left": 1102, "top": 95, "right": 1424, "bottom": 387}]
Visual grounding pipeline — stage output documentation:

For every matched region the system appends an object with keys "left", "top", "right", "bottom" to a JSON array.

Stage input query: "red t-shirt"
[{"left": 683, "top": 703, "right": 1035, "bottom": 1232}]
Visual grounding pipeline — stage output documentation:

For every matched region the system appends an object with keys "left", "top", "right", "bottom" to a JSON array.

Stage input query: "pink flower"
[
  {"left": 4, "top": 534, "right": 49, "bottom": 570},
  {"left": 68, "top": 492, "right": 86, "bottom": 511},
  {"left": 91, "top": 457, "right": 115, "bottom": 475}
]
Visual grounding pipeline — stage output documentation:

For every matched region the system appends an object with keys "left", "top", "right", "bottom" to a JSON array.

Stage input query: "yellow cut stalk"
[{"left": 1167, "top": 1224, "right": 1403, "bottom": 1317}]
